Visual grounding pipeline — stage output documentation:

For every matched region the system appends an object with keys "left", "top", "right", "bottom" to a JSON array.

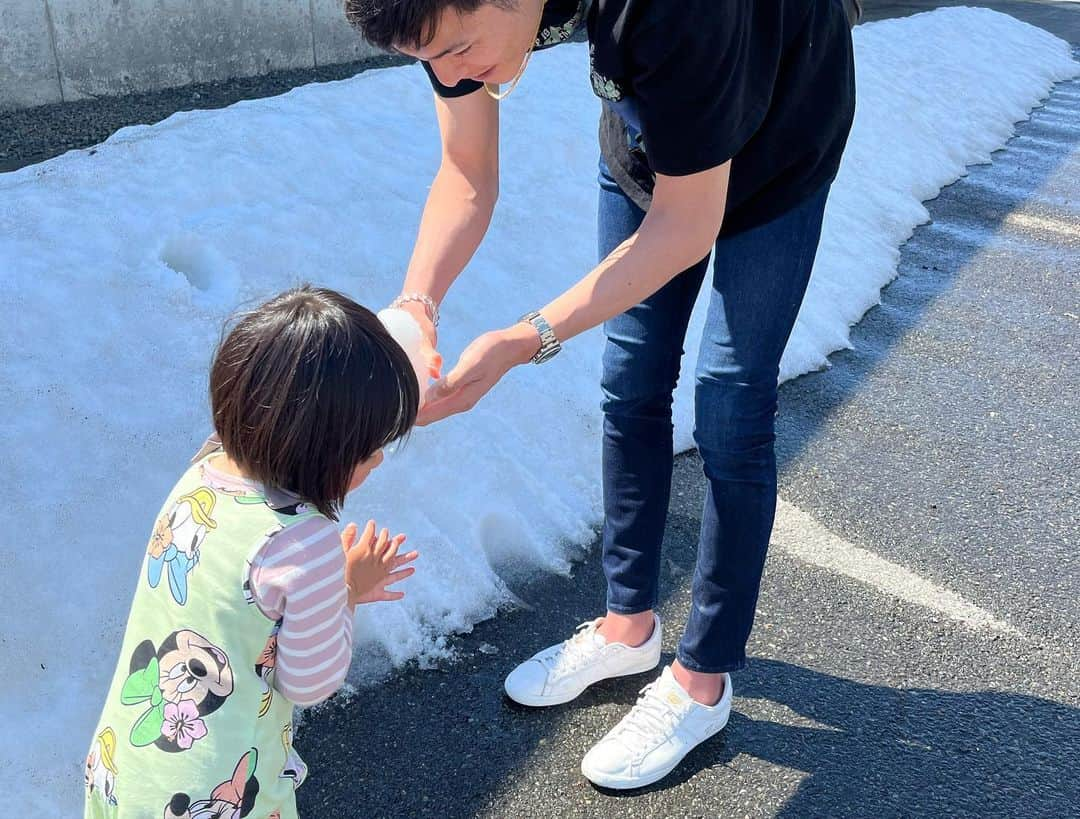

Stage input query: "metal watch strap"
[{"left": 520, "top": 311, "right": 562, "bottom": 364}]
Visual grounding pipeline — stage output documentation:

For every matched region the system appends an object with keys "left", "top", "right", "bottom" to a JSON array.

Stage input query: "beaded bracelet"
[{"left": 390, "top": 292, "right": 440, "bottom": 327}]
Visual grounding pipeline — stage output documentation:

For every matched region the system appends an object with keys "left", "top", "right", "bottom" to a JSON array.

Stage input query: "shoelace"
[
  {"left": 612, "top": 681, "right": 685, "bottom": 746},
  {"left": 538, "top": 619, "right": 602, "bottom": 674}
]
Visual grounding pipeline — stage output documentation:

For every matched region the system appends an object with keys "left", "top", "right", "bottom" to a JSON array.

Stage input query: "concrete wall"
[{"left": 0, "top": 0, "right": 380, "bottom": 111}]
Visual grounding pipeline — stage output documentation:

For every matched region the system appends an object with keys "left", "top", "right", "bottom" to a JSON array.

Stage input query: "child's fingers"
[
  {"left": 383, "top": 567, "right": 415, "bottom": 586},
  {"left": 378, "top": 590, "right": 406, "bottom": 602},
  {"left": 392, "top": 550, "right": 419, "bottom": 569},
  {"left": 375, "top": 527, "right": 392, "bottom": 555},
  {"left": 340, "top": 522, "right": 359, "bottom": 552},
  {"left": 385, "top": 534, "right": 407, "bottom": 558},
  {"left": 357, "top": 519, "right": 377, "bottom": 549}
]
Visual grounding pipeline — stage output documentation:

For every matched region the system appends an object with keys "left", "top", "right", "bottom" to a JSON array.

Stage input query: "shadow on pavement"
[{"left": 601, "top": 659, "right": 1080, "bottom": 817}]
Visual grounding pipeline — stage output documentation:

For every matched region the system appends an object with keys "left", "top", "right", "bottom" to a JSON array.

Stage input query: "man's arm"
[
  {"left": 418, "top": 161, "right": 730, "bottom": 422},
  {"left": 398, "top": 89, "right": 500, "bottom": 330},
  {"left": 536, "top": 162, "right": 729, "bottom": 344}
]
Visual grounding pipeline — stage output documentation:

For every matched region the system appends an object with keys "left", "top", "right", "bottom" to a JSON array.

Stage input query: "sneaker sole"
[
  {"left": 503, "top": 654, "right": 661, "bottom": 708},
  {"left": 580, "top": 714, "right": 731, "bottom": 790}
]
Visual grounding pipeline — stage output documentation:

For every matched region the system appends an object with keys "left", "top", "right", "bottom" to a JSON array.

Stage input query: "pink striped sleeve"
[{"left": 249, "top": 516, "right": 354, "bottom": 707}]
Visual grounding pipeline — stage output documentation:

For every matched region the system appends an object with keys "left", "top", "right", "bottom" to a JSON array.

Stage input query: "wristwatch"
[{"left": 519, "top": 311, "right": 562, "bottom": 364}]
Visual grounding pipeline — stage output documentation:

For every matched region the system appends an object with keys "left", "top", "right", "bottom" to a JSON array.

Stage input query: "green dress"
[{"left": 85, "top": 450, "right": 325, "bottom": 819}]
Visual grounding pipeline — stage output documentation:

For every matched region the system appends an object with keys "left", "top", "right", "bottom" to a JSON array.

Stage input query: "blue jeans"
[{"left": 598, "top": 160, "right": 830, "bottom": 674}]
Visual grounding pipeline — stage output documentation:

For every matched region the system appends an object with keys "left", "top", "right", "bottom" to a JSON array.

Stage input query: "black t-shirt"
[{"left": 422, "top": 0, "right": 855, "bottom": 236}]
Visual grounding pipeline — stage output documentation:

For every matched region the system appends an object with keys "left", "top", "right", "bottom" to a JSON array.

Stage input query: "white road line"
[
  {"left": 773, "top": 499, "right": 1019, "bottom": 635},
  {"left": 1001, "top": 210, "right": 1080, "bottom": 242}
]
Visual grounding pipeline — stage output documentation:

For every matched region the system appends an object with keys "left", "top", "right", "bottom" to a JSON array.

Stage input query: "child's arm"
[{"left": 248, "top": 518, "right": 358, "bottom": 707}]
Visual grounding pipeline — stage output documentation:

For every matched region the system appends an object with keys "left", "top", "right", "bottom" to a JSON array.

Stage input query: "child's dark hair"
[{"left": 210, "top": 286, "right": 419, "bottom": 520}]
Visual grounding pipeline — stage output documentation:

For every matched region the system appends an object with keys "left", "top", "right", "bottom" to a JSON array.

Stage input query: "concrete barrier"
[
  {"left": 0, "top": 0, "right": 381, "bottom": 111},
  {"left": 1, "top": 2, "right": 64, "bottom": 109}
]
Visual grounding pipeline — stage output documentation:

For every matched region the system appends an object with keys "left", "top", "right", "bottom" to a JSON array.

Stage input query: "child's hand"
[{"left": 341, "top": 520, "right": 418, "bottom": 607}]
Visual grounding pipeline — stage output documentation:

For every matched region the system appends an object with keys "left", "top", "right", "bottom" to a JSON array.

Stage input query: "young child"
[{"left": 84, "top": 285, "right": 421, "bottom": 819}]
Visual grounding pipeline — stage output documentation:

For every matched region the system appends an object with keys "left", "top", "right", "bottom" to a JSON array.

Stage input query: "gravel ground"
[{"left": 0, "top": 54, "right": 409, "bottom": 174}]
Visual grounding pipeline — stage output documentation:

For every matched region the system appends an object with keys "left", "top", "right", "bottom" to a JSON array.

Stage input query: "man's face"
[{"left": 396, "top": 1, "right": 543, "bottom": 88}]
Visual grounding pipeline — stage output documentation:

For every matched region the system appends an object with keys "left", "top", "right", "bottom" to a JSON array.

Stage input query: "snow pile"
[{"left": 0, "top": 8, "right": 1075, "bottom": 816}]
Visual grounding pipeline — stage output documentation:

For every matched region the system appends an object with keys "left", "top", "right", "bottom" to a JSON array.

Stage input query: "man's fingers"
[
  {"left": 426, "top": 357, "right": 477, "bottom": 400},
  {"left": 417, "top": 387, "right": 477, "bottom": 426},
  {"left": 415, "top": 352, "right": 483, "bottom": 423},
  {"left": 424, "top": 376, "right": 453, "bottom": 403},
  {"left": 417, "top": 380, "right": 453, "bottom": 426},
  {"left": 416, "top": 371, "right": 478, "bottom": 424},
  {"left": 417, "top": 400, "right": 456, "bottom": 426},
  {"left": 420, "top": 338, "right": 443, "bottom": 381},
  {"left": 416, "top": 401, "right": 446, "bottom": 427}
]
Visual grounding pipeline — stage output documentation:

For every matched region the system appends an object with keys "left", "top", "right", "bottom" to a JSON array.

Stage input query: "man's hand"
[
  {"left": 397, "top": 300, "right": 443, "bottom": 380},
  {"left": 342, "top": 520, "right": 418, "bottom": 606},
  {"left": 417, "top": 323, "right": 540, "bottom": 425}
]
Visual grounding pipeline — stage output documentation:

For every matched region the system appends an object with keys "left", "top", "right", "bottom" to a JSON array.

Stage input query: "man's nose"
[{"left": 430, "top": 56, "right": 468, "bottom": 87}]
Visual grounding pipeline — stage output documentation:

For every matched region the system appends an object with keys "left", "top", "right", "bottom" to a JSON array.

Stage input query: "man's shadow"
[{"left": 618, "top": 658, "right": 1080, "bottom": 817}]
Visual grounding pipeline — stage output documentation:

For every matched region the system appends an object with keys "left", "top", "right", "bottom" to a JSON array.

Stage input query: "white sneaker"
[
  {"left": 580, "top": 665, "right": 732, "bottom": 789},
  {"left": 503, "top": 615, "right": 662, "bottom": 707}
]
